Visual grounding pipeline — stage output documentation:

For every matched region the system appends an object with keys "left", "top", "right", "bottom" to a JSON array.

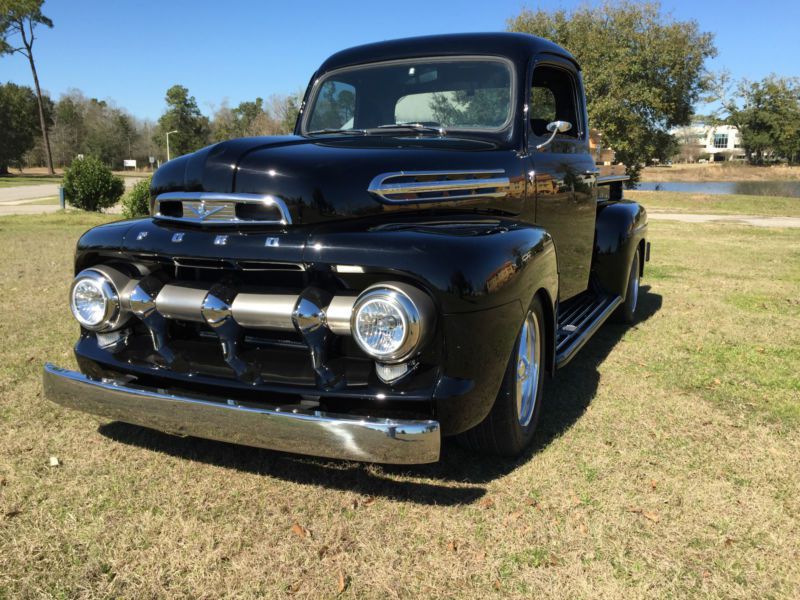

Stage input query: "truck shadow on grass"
[{"left": 99, "top": 286, "right": 662, "bottom": 507}]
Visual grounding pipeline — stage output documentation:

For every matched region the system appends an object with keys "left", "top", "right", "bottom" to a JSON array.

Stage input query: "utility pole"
[{"left": 166, "top": 130, "right": 178, "bottom": 162}]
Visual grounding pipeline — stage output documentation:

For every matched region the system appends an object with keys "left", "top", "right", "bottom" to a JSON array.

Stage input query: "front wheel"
[
  {"left": 457, "top": 296, "right": 546, "bottom": 456},
  {"left": 614, "top": 247, "right": 641, "bottom": 324}
]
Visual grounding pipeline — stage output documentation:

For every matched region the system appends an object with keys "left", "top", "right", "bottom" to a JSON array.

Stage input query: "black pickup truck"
[{"left": 44, "top": 33, "right": 649, "bottom": 464}]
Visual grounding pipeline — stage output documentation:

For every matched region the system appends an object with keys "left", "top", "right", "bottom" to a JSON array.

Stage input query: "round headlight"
[
  {"left": 351, "top": 283, "right": 433, "bottom": 363},
  {"left": 69, "top": 269, "right": 122, "bottom": 331}
]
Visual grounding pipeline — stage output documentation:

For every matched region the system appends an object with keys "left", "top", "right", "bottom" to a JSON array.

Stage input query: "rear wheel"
[
  {"left": 458, "top": 296, "right": 546, "bottom": 456},
  {"left": 614, "top": 247, "right": 641, "bottom": 324}
]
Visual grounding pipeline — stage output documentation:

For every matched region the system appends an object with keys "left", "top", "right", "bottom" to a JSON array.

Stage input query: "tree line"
[
  {"left": 3, "top": 0, "right": 798, "bottom": 179},
  {"left": 723, "top": 77, "right": 800, "bottom": 165},
  {"left": 1, "top": 1, "right": 302, "bottom": 174},
  {"left": 153, "top": 84, "right": 300, "bottom": 160},
  {"left": 508, "top": 3, "right": 800, "bottom": 170},
  {"left": 0, "top": 80, "right": 302, "bottom": 174}
]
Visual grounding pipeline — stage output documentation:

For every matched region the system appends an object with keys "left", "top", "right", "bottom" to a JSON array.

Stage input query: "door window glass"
[{"left": 530, "top": 66, "right": 579, "bottom": 138}]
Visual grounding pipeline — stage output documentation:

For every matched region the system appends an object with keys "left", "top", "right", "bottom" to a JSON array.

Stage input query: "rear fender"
[{"left": 593, "top": 201, "right": 648, "bottom": 298}]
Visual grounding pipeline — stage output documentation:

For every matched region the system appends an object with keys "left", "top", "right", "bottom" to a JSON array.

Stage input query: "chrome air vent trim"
[
  {"left": 153, "top": 192, "right": 292, "bottom": 225},
  {"left": 367, "top": 170, "right": 510, "bottom": 204}
]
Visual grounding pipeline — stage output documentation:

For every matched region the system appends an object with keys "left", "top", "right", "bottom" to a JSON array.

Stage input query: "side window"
[
  {"left": 530, "top": 87, "right": 556, "bottom": 125},
  {"left": 308, "top": 80, "right": 356, "bottom": 131},
  {"left": 530, "top": 65, "right": 580, "bottom": 138}
]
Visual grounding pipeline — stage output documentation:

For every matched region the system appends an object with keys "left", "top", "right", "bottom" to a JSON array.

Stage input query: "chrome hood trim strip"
[{"left": 367, "top": 169, "right": 510, "bottom": 204}]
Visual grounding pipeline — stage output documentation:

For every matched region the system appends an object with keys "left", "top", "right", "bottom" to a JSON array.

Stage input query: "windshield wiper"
[
  {"left": 306, "top": 128, "right": 367, "bottom": 136},
  {"left": 372, "top": 123, "right": 446, "bottom": 135},
  {"left": 306, "top": 123, "right": 446, "bottom": 137}
]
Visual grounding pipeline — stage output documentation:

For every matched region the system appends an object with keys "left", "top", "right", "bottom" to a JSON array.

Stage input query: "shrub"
[
  {"left": 63, "top": 156, "right": 125, "bottom": 212},
  {"left": 122, "top": 175, "right": 153, "bottom": 218}
]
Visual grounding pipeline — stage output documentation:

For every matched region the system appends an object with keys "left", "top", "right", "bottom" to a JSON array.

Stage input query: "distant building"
[
  {"left": 589, "top": 129, "right": 616, "bottom": 165},
  {"left": 672, "top": 123, "right": 746, "bottom": 162}
]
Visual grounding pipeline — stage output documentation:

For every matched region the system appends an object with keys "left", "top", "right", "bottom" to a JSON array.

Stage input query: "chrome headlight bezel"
[
  {"left": 69, "top": 267, "right": 129, "bottom": 332},
  {"left": 350, "top": 283, "right": 434, "bottom": 364}
]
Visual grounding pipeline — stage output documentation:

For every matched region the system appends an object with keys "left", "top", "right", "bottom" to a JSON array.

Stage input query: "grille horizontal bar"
[{"left": 122, "top": 279, "right": 357, "bottom": 334}]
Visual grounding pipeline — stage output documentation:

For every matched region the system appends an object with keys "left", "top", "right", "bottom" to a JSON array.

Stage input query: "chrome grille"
[
  {"left": 181, "top": 200, "right": 237, "bottom": 222},
  {"left": 153, "top": 192, "right": 292, "bottom": 225}
]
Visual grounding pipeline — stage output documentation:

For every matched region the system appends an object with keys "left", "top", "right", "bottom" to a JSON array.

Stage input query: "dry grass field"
[
  {"left": 1, "top": 207, "right": 799, "bottom": 598},
  {"left": 640, "top": 162, "right": 800, "bottom": 182}
]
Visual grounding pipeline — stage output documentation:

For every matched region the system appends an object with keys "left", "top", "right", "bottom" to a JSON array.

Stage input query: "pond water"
[{"left": 636, "top": 181, "right": 800, "bottom": 198}]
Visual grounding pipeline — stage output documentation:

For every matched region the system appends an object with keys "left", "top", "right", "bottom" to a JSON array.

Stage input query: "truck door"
[{"left": 528, "top": 58, "right": 597, "bottom": 301}]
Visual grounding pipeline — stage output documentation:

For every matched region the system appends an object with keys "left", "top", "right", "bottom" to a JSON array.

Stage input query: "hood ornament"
[{"left": 190, "top": 200, "right": 225, "bottom": 220}]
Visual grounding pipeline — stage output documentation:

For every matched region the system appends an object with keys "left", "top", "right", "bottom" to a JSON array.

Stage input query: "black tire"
[
  {"left": 457, "top": 296, "right": 546, "bottom": 456},
  {"left": 613, "top": 247, "right": 641, "bottom": 324}
]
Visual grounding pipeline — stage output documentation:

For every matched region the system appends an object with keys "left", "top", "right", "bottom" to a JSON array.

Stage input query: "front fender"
[
  {"left": 305, "top": 216, "right": 556, "bottom": 313},
  {"left": 306, "top": 216, "right": 558, "bottom": 434}
]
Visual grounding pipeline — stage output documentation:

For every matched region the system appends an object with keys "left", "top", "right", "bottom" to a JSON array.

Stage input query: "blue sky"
[{"left": 2, "top": 0, "right": 799, "bottom": 121}]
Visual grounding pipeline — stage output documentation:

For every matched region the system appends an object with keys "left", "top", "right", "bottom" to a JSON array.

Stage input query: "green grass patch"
[
  {"left": 635, "top": 221, "right": 800, "bottom": 427},
  {"left": 627, "top": 190, "right": 800, "bottom": 217},
  {"left": 21, "top": 196, "right": 60, "bottom": 205},
  {"left": 0, "top": 175, "right": 62, "bottom": 188},
  {"left": 501, "top": 546, "right": 552, "bottom": 572},
  {"left": 0, "top": 211, "right": 113, "bottom": 232},
  {"left": 726, "top": 292, "right": 800, "bottom": 316}
]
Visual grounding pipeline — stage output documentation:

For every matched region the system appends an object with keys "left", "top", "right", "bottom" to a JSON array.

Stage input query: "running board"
[{"left": 555, "top": 294, "right": 622, "bottom": 368}]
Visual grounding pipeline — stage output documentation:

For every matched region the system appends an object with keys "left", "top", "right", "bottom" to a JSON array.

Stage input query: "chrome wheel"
[
  {"left": 515, "top": 310, "right": 541, "bottom": 427},
  {"left": 628, "top": 252, "right": 640, "bottom": 313}
]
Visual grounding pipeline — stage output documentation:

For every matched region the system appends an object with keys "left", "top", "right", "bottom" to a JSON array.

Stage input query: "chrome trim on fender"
[
  {"left": 153, "top": 192, "right": 293, "bottom": 226},
  {"left": 367, "top": 170, "right": 510, "bottom": 204},
  {"left": 43, "top": 363, "right": 441, "bottom": 464}
]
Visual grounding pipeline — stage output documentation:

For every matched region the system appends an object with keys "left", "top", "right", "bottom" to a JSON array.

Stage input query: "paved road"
[
  {"left": 0, "top": 177, "right": 141, "bottom": 209},
  {"left": 0, "top": 183, "right": 62, "bottom": 204}
]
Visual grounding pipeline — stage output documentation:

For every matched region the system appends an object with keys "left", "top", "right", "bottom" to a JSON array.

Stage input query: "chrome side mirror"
[{"left": 536, "top": 120, "right": 572, "bottom": 150}]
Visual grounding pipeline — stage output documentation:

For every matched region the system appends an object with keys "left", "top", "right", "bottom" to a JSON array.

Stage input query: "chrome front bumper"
[{"left": 43, "top": 363, "right": 441, "bottom": 464}]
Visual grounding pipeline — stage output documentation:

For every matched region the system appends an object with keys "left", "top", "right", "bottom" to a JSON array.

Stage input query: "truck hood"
[{"left": 151, "top": 135, "right": 525, "bottom": 225}]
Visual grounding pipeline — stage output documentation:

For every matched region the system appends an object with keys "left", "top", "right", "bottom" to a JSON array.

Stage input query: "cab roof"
[{"left": 317, "top": 32, "right": 578, "bottom": 74}]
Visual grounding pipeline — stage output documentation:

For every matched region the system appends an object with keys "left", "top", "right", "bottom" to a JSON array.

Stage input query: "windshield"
[{"left": 303, "top": 57, "right": 513, "bottom": 134}]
